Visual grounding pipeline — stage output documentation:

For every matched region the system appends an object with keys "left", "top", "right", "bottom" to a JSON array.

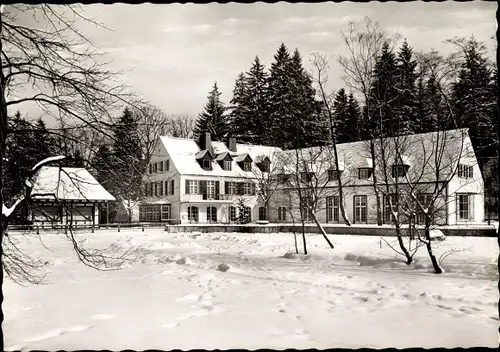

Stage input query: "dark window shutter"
[
  {"left": 185, "top": 180, "right": 190, "bottom": 194},
  {"left": 200, "top": 180, "right": 207, "bottom": 195},
  {"left": 252, "top": 183, "right": 256, "bottom": 195},
  {"left": 224, "top": 181, "right": 229, "bottom": 194},
  {"left": 171, "top": 180, "right": 174, "bottom": 195},
  {"left": 215, "top": 181, "right": 220, "bottom": 196}
]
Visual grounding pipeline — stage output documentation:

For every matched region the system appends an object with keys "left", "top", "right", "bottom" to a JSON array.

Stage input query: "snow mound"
[
  {"left": 147, "top": 242, "right": 177, "bottom": 250},
  {"left": 430, "top": 229, "right": 446, "bottom": 241},
  {"left": 344, "top": 253, "right": 407, "bottom": 267},
  {"left": 216, "top": 263, "right": 230, "bottom": 272},
  {"left": 190, "top": 231, "right": 202, "bottom": 239}
]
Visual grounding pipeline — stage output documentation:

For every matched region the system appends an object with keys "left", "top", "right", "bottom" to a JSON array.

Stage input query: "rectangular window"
[
  {"left": 383, "top": 194, "right": 397, "bottom": 224},
  {"left": 326, "top": 196, "right": 339, "bottom": 223},
  {"left": 458, "top": 194, "right": 473, "bottom": 220},
  {"left": 154, "top": 183, "right": 158, "bottom": 196},
  {"left": 278, "top": 207, "right": 287, "bottom": 221},
  {"left": 458, "top": 164, "right": 473, "bottom": 179},
  {"left": 203, "top": 159, "right": 211, "bottom": 170},
  {"left": 206, "top": 180, "right": 216, "bottom": 199},
  {"left": 230, "top": 206, "right": 237, "bottom": 222},
  {"left": 391, "top": 165, "right": 408, "bottom": 178},
  {"left": 300, "top": 197, "right": 313, "bottom": 222},
  {"left": 159, "top": 181, "right": 163, "bottom": 196},
  {"left": 161, "top": 205, "right": 170, "bottom": 221},
  {"left": 140, "top": 205, "right": 161, "bottom": 222},
  {"left": 358, "top": 168, "right": 372, "bottom": 179},
  {"left": 149, "top": 164, "right": 152, "bottom": 174},
  {"left": 328, "top": 170, "right": 341, "bottom": 181},
  {"left": 144, "top": 183, "right": 149, "bottom": 197},
  {"left": 223, "top": 160, "right": 232, "bottom": 171},
  {"left": 165, "top": 160, "right": 170, "bottom": 171},
  {"left": 243, "top": 162, "right": 252, "bottom": 171},
  {"left": 159, "top": 161, "right": 164, "bottom": 172},
  {"left": 301, "top": 172, "right": 312, "bottom": 182},
  {"left": 170, "top": 180, "right": 175, "bottom": 195},
  {"left": 416, "top": 193, "right": 433, "bottom": 225},
  {"left": 153, "top": 162, "right": 158, "bottom": 173},
  {"left": 354, "top": 195, "right": 367, "bottom": 224},
  {"left": 188, "top": 180, "right": 198, "bottom": 194},
  {"left": 150, "top": 182, "right": 154, "bottom": 197},
  {"left": 226, "top": 182, "right": 236, "bottom": 195},
  {"left": 244, "top": 183, "right": 253, "bottom": 195}
]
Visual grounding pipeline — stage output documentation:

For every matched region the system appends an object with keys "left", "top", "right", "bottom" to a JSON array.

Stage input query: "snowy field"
[{"left": 3, "top": 229, "right": 499, "bottom": 350}]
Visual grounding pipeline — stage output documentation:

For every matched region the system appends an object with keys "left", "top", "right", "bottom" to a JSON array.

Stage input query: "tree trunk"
[
  {"left": 331, "top": 137, "right": 351, "bottom": 226},
  {"left": 370, "top": 140, "right": 383, "bottom": 226},
  {"left": 310, "top": 210, "right": 334, "bottom": 249},
  {"left": 425, "top": 216, "right": 442, "bottom": 274},
  {"left": 301, "top": 220, "right": 307, "bottom": 255},
  {"left": 394, "top": 223, "right": 412, "bottom": 264}
]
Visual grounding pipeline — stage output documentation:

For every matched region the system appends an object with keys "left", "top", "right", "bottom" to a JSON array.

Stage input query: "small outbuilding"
[{"left": 30, "top": 166, "right": 116, "bottom": 227}]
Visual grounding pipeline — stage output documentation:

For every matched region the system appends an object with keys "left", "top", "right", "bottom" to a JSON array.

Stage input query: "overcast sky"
[{"left": 16, "top": 2, "right": 499, "bottom": 120}]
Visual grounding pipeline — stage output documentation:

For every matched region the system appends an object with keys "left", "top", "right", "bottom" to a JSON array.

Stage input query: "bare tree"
[
  {"left": 278, "top": 146, "right": 336, "bottom": 253},
  {"left": 336, "top": 16, "right": 401, "bottom": 226},
  {"left": 310, "top": 53, "right": 352, "bottom": 226},
  {"left": 1, "top": 4, "right": 136, "bottom": 283},
  {"left": 251, "top": 151, "right": 281, "bottom": 221}
]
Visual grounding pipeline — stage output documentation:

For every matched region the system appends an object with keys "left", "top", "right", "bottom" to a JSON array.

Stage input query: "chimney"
[{"left": 227, "top": 137, "right": 237, "bottom": 152}]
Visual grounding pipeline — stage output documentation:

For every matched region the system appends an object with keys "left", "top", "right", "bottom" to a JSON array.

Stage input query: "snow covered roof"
[
  {"left": 215, "top": 152, "right": 232, "bottom": 161},
  {"left": 31, "top": 166, "right": 116, "bottom": 202},
  {"left": 234, "top": 153, "right": 252, "bottom": 162},
  {"left": 159, "top": 136, "right": 283, "bottom": 178},
  {"left": 279, "top": 128, "right": 474, "bottom": 183}
]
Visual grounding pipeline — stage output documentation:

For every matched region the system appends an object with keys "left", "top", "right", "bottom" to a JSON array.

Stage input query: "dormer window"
[
  {"left": 277, "top": 173, "right": 290, "bottom": 183},
  {"left": 327, "top": 169, "right": 342, "bottom": 181},
  {"left": 301, "top": 172, "right": 313, "bottom": 182},
  {"left": 223, "top": 160, "right": 232, "bottom": 171},
  {"left": 203, "top": 159, "right": 212, "bottom": 170},
  {"left": 458, "top": 164, "right": 473, "bottom": 179},
  {"left": 235, "top": 153, "right": 253, "bottom": 172},
  {"left": 358, "top": 168, "right": 373, "bottom": 179},
  {"left": 392, "top": 165, "right": 409, "bottom": 178},
  {"left": 256, "top": 156, "right": 271, "bottom": 173}
]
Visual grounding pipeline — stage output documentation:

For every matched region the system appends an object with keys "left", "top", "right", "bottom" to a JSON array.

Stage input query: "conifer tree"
[
  {"left": 193, "top": 82, "right": 228, "bottom": 143},
  {"left": 368, "top": 41, "right": 398, "bottom": 137},
  {"left": 228, "top": 73, "right": 248, "bottom": 141},
  {"left": 112, "top": 107, "right": 144, "bottom": 205},
  {"left": 244, "top": 56, "right": 269, "bottom": 145},
  {"left": 451, "top": 37, "right": 497, "bottom": 164},
  {"left": 267, "top": 43, "right": 294, "bottom": 147},
  {"left": 394, "top": 39, "right": 418, "bottom": 135},
  {"left": 333, "top": 89, "right": 349, "bottom": 143},
  {"left": 345, "top": 93, "right": 362, "bottom": 142}
]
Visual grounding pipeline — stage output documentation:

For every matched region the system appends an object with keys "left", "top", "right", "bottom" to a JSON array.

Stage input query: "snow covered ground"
[{"left": 3, "top": 229, "right": 499, "bottom": 350}]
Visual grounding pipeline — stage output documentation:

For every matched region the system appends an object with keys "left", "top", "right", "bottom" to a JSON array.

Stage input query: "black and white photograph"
[{"left": 1, "top": 1, "right": 498, "bottom": 350}]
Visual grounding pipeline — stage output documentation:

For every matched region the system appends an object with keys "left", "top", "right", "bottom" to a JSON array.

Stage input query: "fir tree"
[
  {"left": 333, "top": 89, "right": 349, "bottom": 143},
  {"left": 112, "top": 107, "right": 144, "bottom": 203},
  {"left": 244, "top": 56, "right": 269, "bottom": 145},
  {"left": 451, "top": 37, "right": 497, "bottom": 163},
  {"left": 267, "top": 43, "right": 294, "bottom": 147},
  {"left": 194, "top": 82, "right": 228, "bottom": 143},
  {"left": 228, "top": 73, "right": 248, "bottom": 141},
  {"left": 345, "top": 93, "right": 362, "bottom": 142},
  {"left": 368, "top": 41, "right": 398, "bottom": 137},
  {"left": 394, "top": 39, "right": 418, "bottom": 135}
]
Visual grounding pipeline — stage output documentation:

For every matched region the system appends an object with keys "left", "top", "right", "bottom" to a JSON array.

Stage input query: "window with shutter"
[
  {"left": 185, "top": 180, "right": 190, "bottom": 194},
  {"left": 170, "top": 180, "right": 174, "bottom": 195},
  {"left": 165, "top": 180, "right": 169, "bottom": 195},
  {"left": 166, "top": 160, "right": 170, "bottom": 171},
  {"left": 159, "top": 161, "right": 164, "bottom": 172},
  {"left": 159, "top": 181, "right": 163, "bottom": 196}
]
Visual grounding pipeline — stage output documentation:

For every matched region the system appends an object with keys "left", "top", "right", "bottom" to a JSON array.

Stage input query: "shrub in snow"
[
  {"left": 344, "top": 253, "right": 358, "bottom": 262},
  {"left": 216, "top": 263, "right": 230, "bottom": 272},
  {"left": 176, "top": 257, "right": 192, "bottom": 265},
  {"left": 429, "top": 229, "right": 446, "bottom": 242},
  {"left": 283, "top": 251, "right": 297, "bottom": 259}
]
